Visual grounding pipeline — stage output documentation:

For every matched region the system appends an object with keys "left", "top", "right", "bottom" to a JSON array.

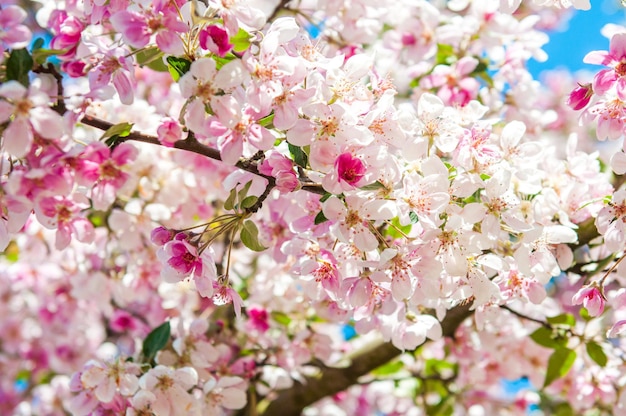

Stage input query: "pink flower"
[
  {"left": 258, "top": 151, "right": 299, "bottom": 193},
  {"left": 110, "top": 8, "right": 187, "bottom": 55},
  {"left": 87, "top": 48, "right": 136, "bottom": 105},
  {"left": 572, "top": 283, "right": 606, "bottom": 317},
  {"left": 247, "top": 307, "right": 270, "bottom": 332},
  {"left": 336, "top": 152, "right": 366, "bottom": 187},
  {"left": 584, "top": 33, "right": 626, "bottom": 99},
  {"left": 76, "top": 142, "right": 138, "bottom": 210},
  {"left": 49, "top": 15, "right": 84, "bottom": 60},
  {"left": 138, "top": 365, "right": 198, "bottom": 415},
  {"left": 0, "top": 80, "right": 65, "bottom": 157},
  {"left": 0, "top": 5, "right": 32, "bottom": 51},
  {"left": 206, "top": 94, "right": 276, "bottom": 164},
  {"left": 157, "top": 234, "right": 218, "bottom": 297},
  {"left": 212, "top": 283, "right": 244, "bottom": 318},
  {"left": 199, "top": 25, "right": 234, "bottom": 57},
  {"left": 35, "top": 194, "right": 95, "bottom": 250}
]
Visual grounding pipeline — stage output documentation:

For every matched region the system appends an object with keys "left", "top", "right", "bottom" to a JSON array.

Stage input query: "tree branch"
[{"left": 257, "top": 302, "right": 474, "bottom": 416}]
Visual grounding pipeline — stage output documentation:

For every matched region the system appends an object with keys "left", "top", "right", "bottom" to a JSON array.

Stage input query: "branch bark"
[{"left": 257, "top": 302, "right": 474, "bottom": 416}]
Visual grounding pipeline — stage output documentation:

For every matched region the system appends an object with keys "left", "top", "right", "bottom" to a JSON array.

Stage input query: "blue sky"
[{"left": 528, "top": 0, "right": 626, "bottom": 75}]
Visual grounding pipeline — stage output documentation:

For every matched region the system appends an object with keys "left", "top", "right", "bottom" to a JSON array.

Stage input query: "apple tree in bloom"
[{"left": 5, "top": 0, "right": 626, "bottom": 414}]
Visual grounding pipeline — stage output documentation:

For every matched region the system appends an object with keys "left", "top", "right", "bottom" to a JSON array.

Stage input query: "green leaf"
[
  {"left": 360, "top": 181, "right": 385, "bottom": 191},
  {"left": 314, "top": 210, "right": 328, "bottom": 225},
  {"left": 544, "top": 348, "right": 576, "bottom": 388},
  {"left": 386, "top": 216, "right": 411, "bottom": 239},
  {"left": 3, "top": 241, "right": 19, "bottom": 263},
  {"left": 6, "top": 48, "right": 33, "bottom": 87},
  {"left": 258, "top": 113, "right": 275, "bottom": 128},
  {"left": 240, "top": 195, "right": 258, "bottom": 209},
  {"left": 231, "top": 28, "right": 252, "bottom": 53},
  {"left": 586, "top": 341, "right": 608, "bottom": 367},
  {"left": 288, "top": 143, "right": 308, "bottom": 168},
  {"left": 100, "top": 122, "right": 134, "bottom": 140},
  {"left": 136, "top": 46, "right": 168, "bottom": 72},
  {"left": 435, "top": 44, "right": 456, "bottom": 65},
  {"left": 142, "top": 321, "right": 171, "bottom": 362},
  {"left": 371, "top": 360, "right": 404, "bottom": 377},
  {"left": 224, "top": 188, "right": 237, "bottom": 211},
  {"left": 212, "top": 52, "right": 236, "bottom": 70},
  {"left": 553, "top": 403, "right": 574, "bottom": 416},
  {"left": 271, "top": 311, "right": 291, "bottom": 326},
  {"left": 530, "top": 327, "right": 568, "bottom": 349},
  {"left": 166, "top": 56, "right": 192, "bottom": 81},
  {"left": 240, "top": 220, "right": 266, "bottom": 252},
  {"left": 546, "top": 313, "right": 576, "bottom": 327},
  {"left": 237, "top": 181, "right": 253, "bottom": 206},
  {"left": 319, "top": 192, "right": 332, "bottom": 203},
  {"left": 32, "top": 38, "right": 45, "bottom": 50},
  {"left": 409, "top": 211, "right": 419, "bottom": 224}
]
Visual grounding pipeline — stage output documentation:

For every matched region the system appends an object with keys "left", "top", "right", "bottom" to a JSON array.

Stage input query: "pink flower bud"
[
  {"left": 199, "top": 25, "right": 233, "bottom": 57},
  {"left": 567, "top": 83, "right": 592, "bottom": 111},
  {"left": 151, "top": 226, "right": 174, "bottom": 245},
  {"left": 572, "top": 283, "right": 606, "bottom": 316},
  {"left": 157, "top": 117, "right": 183, "bottom": 146}
]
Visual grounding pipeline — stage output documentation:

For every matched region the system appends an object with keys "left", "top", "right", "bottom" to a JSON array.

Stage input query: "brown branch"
[{"left": 257, "top": 302, "right": 474, "bottom": 416}]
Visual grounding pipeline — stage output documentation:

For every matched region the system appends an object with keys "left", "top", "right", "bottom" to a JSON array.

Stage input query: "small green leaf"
[
  {"left": 237, "top": 181, "right": 253, "bottom": 206},
  {"left": 371, "top": 360, "right": 404, "bottom": 377},
  {"left": 314, "top": 211, "right": 328, "bottom": 225},
  {"left": 241, "top": 195, "right": 258, "bottom": 209},
  {"left": 3, "top": 241, "right": 19, "bottom": 262},
  {"left": 100, "top": 122, "right": 134, "bottom": 140},
  {"left": 479, "top": 173, "right": 491, "bottom": 181},
  {"left": 32, "top": 38, "right": 45, "bottom": 50},
  {"left": 240, "top": 220, "right": 266, "bottom": 252},
  {"left": 258, "top": 113, "right": 275, "bottom": 128},
  {"left": 386, "top": 216, "right": 411, "bottom": 239},
  {"left": 142, "top": 321, "right": 171, "bottom": 362},
  {"left": 224, "top": 188, "right": 237, "bottom": 211},
  {"left": 6, "top": 48, "right": 33, "bottom": 87},
  {"left": 543, "top": 348, "right": 576, "bottom": 388},
  {"left": 319, "top": 193, "right": 332, "bottom": 203},
  {"left": 435, "top": 43, "right": 456, "bottom": 65},
  {"left": 409, "top": 211, "right": 419, "bottom": 224},
  {"left": 547, "top": 313, "right": 576, "bottom": 327},
  {"left": 530, "top": 327, "right": 568, "bottom": 349},
  {"left": 271, "top": 311, "right": 291, "bottom": 326},
  {"left": 288, "top": 143, "right": 308, "bottom": 168},
  {"left": 553, "top": 402, "right": 574, "bottom": 416},
  {"left": 586, "top": 341, "right": 607, "bottom": 367},
  {"left": 212, "top": 53, "right": 236, "bottom": 70},
  {"left": 136, "top": 46, "right": 168, "bottom": 72},
  {"left": 231, "top": 28, "right": 252, "bottom": 53},
  {"left": 166, "top": 56, "right": 192, "bottom": 81},
  {"left": 360, "top": 181, "right": 385, "bottom": 191}
]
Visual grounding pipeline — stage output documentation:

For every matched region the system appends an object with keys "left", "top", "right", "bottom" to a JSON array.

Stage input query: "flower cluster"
[{"left": 2, "top": 0, "right": 626, "bottom": 415}]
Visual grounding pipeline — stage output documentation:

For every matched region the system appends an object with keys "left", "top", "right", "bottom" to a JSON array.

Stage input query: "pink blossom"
[
  {"left": 207, "top": 94, "right": 276, "bottom": 164},
  {"left": 213, "top": 282, "right": 244, "bottom": 318},
  {"left": 35, "top": 194, "right": 95, "bottom": 250},
  {"left": 258, "top": 151, "right": 298, "bottom": 193},
  {"left": 110, "top": 8, "right": 187, "bottom": 55},
  {"left": 199, "top": 25, "right": 234, "bottom": 57},
  {"left": 138, "top": 365, "right": 198, "bottom": 415},
  {"left": 87, "top": 48, "right": 136, "bottom": 105},
  {"left": 247, "top": 307, "right": 270, "bottom": 332},
  {"left": 0, "top": 81, "right": 65, "bottom": 157},
  {"left": 156, "top": 117, "right": 183, "bottom": 147},
  {"left": 584, "top": 33, "right": 626, "bottom": 98},
  {"left": 49, "top": 15, "right": 84, "bottom": 60},
  {"left": 76, "top": 142, "right": 138, "bottom": 210},
  {"left": 572, "top": 283, "right": 606, "bottom": 316},
  {"left": 0, "top": 5, "right": 32, "bottom": 51}
]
